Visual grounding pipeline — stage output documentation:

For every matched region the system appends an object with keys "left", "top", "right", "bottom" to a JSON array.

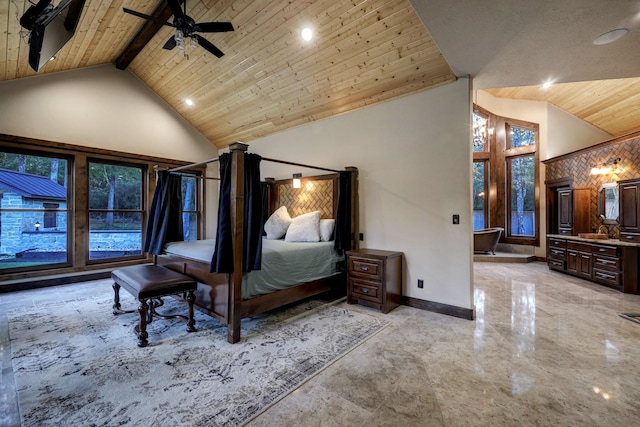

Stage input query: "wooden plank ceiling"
[
  {"left": 0, "top": 0, "right": 456, "bottom": 148},
  {"left": 485, "top": 78, "right": 640, "bottom": 138},
  {"left": 1, "top": 1, "right": 639, "bottom": 146}
]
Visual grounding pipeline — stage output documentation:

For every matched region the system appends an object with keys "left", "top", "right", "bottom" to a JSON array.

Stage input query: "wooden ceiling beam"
[{"left": 115, "top": 0, "right": 184, "bottom": 70}]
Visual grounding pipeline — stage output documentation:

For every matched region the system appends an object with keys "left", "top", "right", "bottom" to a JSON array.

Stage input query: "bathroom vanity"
[{"left": 547, "top": 235, "right": 639, "bottom": 294}]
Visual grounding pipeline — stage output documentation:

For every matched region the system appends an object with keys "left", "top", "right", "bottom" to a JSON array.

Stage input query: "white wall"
[
  {"left": 475, "top": 90, "right": 611, "bottom": 257},
  {"left": 251, "top": 78, "right": 474, "bottom": 310},
  {"left": 0, "top": 65, "right": 219, "bottom": 237},
  {"left": 545, "top": 103, "right": 612, "bottom": 158}
]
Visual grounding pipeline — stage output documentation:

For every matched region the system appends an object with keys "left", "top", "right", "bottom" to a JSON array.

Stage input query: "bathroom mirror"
[{"left": 598, "top": 182, "right": 619, "bottom": 224}]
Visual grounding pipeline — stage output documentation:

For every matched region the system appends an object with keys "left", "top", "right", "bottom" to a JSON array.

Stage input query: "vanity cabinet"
[
  {"left": 557, "top": 187, "right": 591, "bottom": 235},
  {"left": 547, "top": 237, "right": 566, "bottom": 271},
  {"left": 566, "top": 241, "right": 592, "bottom": 279},
  {"left": 619, "top": 178, "right": 640, "bottom": 243},
  {"left": 547, "top": 236, "right": 638, "bottom": 293}
]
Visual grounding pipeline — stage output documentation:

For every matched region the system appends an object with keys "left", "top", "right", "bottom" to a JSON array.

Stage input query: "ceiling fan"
[{"left": 123, "top": 0, "right": 234, "bottom": 58}]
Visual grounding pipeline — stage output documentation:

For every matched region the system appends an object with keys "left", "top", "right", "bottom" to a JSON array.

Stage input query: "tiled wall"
[{"left": 545, "top": 132, "right": 640, "bottom": 236}]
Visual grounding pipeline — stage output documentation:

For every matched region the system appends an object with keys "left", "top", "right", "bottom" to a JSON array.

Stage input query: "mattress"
[{"left": 163, "top": 238, "right": 344, "bottom": 298}]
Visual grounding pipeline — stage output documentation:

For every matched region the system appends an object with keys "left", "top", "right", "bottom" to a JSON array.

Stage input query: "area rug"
[{"left": 8, "top": 289, "right": 389, "bottom": 427}]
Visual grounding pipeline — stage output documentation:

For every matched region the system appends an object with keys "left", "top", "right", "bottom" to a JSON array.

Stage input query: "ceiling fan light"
[
  {"left": 175, "top": 29, "right": 184, "bottom": 43},
  {"left": 190, "top": 36, "right": 198, "bottom": 50}
]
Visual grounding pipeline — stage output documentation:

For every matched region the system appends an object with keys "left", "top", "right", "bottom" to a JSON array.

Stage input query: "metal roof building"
[{"left": 0, "top": 168, "right": 66, "bottom": 201}]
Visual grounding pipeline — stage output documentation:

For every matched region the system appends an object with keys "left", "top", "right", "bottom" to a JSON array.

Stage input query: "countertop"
[{"left": 547, "top": 234, "right": 640, "bottom": 247}]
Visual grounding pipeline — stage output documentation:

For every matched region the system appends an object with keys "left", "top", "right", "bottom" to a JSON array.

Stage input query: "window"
[
  {"left": 88, "top": 161, "right": 144, "bottom": 261},
  {"left": 180, "top": 174, "right": 200, "bottom": 241},
  {"left": 508, "top": 154, "right": 535, "bottom": 237},
  {"left": 504, "top": 122, "right": 538, "bottom": 242},
  {"left": 0, "top": 151, "right": 71, "bottom": 271},
  {"left": 1, "top": 135, "right": 207, "bottom": 289},
  {"left": 471, "top": 106, "right": 539, "bottom": 246},
  {"left": 473, "top": 161, "right": 488, "bottom": 230},
  {"left": 43, "top": 203, "right": 59, "bottom": 228},
  {"left": 473, "top": 109, "right": 489, "bottom": 152},
  {"left": 473, "top": 107, "right": 491, "bottom": 231}
]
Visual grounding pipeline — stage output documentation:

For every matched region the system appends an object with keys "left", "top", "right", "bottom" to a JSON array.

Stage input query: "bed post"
[
  {"left": 346, "top": 167, "right": 359, "bottom": 250},
  {"left": 228, "top": 142, "right": 248, "bottom": 343}
]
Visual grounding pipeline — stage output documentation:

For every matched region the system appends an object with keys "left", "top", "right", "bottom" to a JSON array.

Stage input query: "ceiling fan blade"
[
  {"left": 123, "top": 8, "right": 174, "bottom": 27},
  {"left": 195, "top": 34, "right": 224, "bottom": 58},
  {"left": 166, "top": 0, "right": 185, "bottom": 20},
  {"left": 193, "top": 22, "right": 234, "bottom": 33},
  {"left": 162, "top": 36, "right": 177, "bottom": 50}
]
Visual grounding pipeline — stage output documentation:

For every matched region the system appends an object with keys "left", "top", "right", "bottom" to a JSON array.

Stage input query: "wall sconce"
[
  {"left": 292, "top": 173, "right": 302, "bottom": 189},
  {"left": 34, "top": 221, "right": 40, "bottom": 231},
  {"left": 590, "top": 158, "right": 622, "bottom": 175}
]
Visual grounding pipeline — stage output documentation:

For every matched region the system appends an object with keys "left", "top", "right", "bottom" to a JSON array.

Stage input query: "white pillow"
[
  {"left": 285, "top": 211, "right": 321, "bottom": 242},
  {"left": 264, "top": 206, "right": 292, "bottom": 239},
  {"left": 319, "top": 219, "right": 335, "bottom": 242}
]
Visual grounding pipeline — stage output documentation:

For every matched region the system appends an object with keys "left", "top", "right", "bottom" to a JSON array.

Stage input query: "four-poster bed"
[{"left": 148, "top": 143, "right": 359, "bottom": 343}]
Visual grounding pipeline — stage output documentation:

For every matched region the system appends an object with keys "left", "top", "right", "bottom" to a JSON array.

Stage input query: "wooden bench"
[{"left": 111, "top": 264, "right": 197, "bottom": 347}]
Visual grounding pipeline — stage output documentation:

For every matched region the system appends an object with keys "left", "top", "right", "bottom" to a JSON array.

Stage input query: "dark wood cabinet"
[
  {"left": 547, "top": 237, "right": 566, "bottom": 271},
  {"left": 619, "top": 179, "right": 640, "bottom": 243},
  {"left": 346, "top": 249, "right": 402, "bottom": 314},
  {"left": 546, "top": 236, "right": 639, "bottom": 293},
  {"left": 557, "top": 187, "right": 591, "bottom": 235},
  {"left": 566, "top": 241, "right": 592, "bottom": 279}
]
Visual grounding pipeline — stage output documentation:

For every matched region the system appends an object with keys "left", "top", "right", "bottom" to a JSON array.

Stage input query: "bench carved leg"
[
  {"left": 112, "top": 282, "right": 122, "bottom": 314},
  {"left": 186, "top": 290, "right": 196, "bottom": 333},
  {"left": 137, "top": 299, "right": 149, "bottom": 347}
]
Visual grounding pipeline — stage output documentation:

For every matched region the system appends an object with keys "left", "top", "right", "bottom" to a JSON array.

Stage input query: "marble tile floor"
[{"left": 2, "top": 262, "right": 640, "bottom": 426}]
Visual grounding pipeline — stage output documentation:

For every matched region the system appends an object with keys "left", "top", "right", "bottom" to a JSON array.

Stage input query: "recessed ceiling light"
[
  {"left": 542, "top": 81, "right": 553, "bottom": 89},
  {"left": 301, "top": 27, "right": 313, "bottom": 41},
  {"left": 185, "top": 99, "right": 194, "bottom": 106},
  {"left": 593, "top": 28, "right": 628, "bottom": 45}
]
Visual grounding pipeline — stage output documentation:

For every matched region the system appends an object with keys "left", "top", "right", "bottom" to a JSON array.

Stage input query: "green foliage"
[
  {"left": 510, "top": 127, "right": 535, "bottom": 148},
  {"left": 510, "top": 155, "right": 535, "bottom": 211},
  {"left": 473, "top": 162, "right": 486, "bottom": 210},
  {"left": 0, "top": 152, "right": 67, "bottom": 185},
  {"left": 89, "top": 163, "right": 142, "bottom": 210}
]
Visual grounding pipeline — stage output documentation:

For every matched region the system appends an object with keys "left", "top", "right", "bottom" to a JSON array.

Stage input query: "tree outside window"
[{"left": 88, "top": 162, "right": 143, "bottom": 261}]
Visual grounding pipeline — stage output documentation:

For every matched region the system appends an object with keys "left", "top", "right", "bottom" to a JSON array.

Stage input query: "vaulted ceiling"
[{"left": 1, "top": 0, "right": 639, "bottom": 148}]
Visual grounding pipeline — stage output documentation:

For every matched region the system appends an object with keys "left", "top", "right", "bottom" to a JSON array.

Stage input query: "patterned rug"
[{"left": 8, "top": 289, "right": 389, "bottom": 427}]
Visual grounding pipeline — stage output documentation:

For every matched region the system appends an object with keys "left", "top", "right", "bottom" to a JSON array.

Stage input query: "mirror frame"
[{"left": 598, "top": 182, "right": 619, "bottom": 225}]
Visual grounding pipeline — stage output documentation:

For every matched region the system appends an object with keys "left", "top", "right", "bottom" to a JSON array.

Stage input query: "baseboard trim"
[
  {"left": 403, "top": 296, "right": 474, "bottom": 320},
  {"left": 0, "top": 271, "right": 112, "bottom": 294}
]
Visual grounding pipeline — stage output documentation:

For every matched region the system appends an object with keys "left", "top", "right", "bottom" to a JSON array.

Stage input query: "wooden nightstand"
[{"left": 345, "top": 248, "right": 403, "bottom": 314}]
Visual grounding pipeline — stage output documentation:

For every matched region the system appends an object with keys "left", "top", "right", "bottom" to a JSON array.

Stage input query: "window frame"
[
  {"left": 0, "top": 147, "right": 73, "bottom": 274},
  {"left": 472, "top": 106, "right": 540, "bottom": 246},
  {"left": 86, "top": 159, "right": 147, "bottom": 265},
  {"left": 0, "top": 135, "right": 206, "bottom": 288},
  {"left": 503, "top": 119, "right": 540, "bottom": 245},
  {"left": 473, "top": 159, "right": 489, "bottom": 230},
  {"left": 177, "top": 171, "right": 204, "bottom": 241}
]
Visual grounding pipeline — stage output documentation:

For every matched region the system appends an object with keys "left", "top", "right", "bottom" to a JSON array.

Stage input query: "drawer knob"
[
  {"left": 360, "top": 266, "right": 370, "bottom": 271},
  {"left": 360, "top": 288, "right": 369, "bottom": 293}
]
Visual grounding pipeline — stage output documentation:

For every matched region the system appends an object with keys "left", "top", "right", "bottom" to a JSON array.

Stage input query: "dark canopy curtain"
[
  {"left": 334, "top": 171, "right": 353, "bottom": 251},
  {"left": 144, "top": 170, "right": 183, "bottom": 255},
  {"left": 211, "top": 153, "right": 263, "bottom": 273},
  {"left": 211, "top": 153, "right": 233, "bottom": 273},
  {"left": 243, "top": 153, "right": 263, "bottom": 272}
]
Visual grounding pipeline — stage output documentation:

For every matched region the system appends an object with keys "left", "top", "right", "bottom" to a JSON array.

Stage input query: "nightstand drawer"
[
  {"left": 348, "top": 257, "right": 383, "bottom": 280},
  {"left": 350, "top": 277, "right": 381, "bottom": 302}
]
